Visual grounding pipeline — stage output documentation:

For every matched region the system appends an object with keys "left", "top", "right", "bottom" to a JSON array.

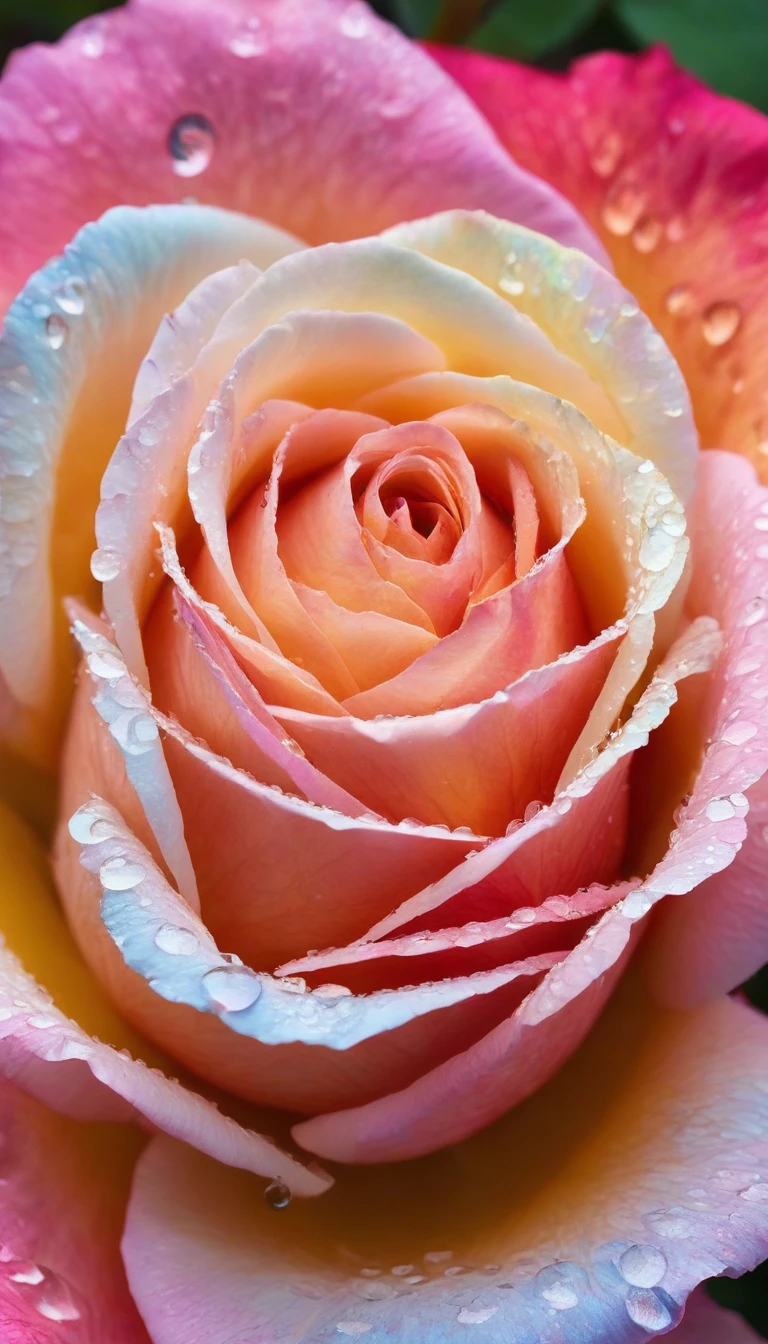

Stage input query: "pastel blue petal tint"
[{"left": 0, "top": 202, "right": 300, "bottom": 751}]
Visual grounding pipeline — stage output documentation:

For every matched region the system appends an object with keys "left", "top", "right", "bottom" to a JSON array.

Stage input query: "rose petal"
[
  {"left": 668, "top": 1287, "right": 765, "bottom": 1343},
  {"left": 0, "top": 204, "right": 301, "bottom": 763},
  {"left": 0, "top": 798, "right": 329, "bottom": 1197},
  {"left": 642, "top": 450, "right": 768, "bottom": 1006},
  {"left": 430, "top": 44, "right": 768, "bottom": 478},
  {"left": 0, "top": 0, "right": 604, "bottom": 313},
  {"left": 126, "top": 985, "right": 768, "bottom": 1342},
  {"left": 0, "top": 1075, "right": 149, "bottom": 1343},
  {"left": 384, "top": 209, "right": 698, "bottom": 503},
  {"left": 68, "top": 797, "right": 561, "bottom": 1113}
]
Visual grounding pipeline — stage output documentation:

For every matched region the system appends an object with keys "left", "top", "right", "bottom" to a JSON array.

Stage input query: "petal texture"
[{"left": 123, "top": 983, "right": 768, "bottom": 1344}]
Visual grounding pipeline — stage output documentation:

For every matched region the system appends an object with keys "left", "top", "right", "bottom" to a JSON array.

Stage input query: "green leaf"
[
  {"left": 390, "top": 0, "right": 441, "bottom": 36},
  {"left": 616, "top": 0, "right": 768, "bottom": 112},
  {"left": 468, "top": 0, "right": 602, "bottom": 60}
]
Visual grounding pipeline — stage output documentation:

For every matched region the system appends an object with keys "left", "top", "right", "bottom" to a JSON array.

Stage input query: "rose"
[{"left": 0, "top": 4, "right": 767, "bottom": 1343}]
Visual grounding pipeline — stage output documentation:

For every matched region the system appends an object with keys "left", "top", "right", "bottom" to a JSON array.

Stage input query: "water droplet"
[
  {"left": 228, "top": 19, "right": 266, "bottom": 56},
  {"left": 632, "top": 216, "right": 662, "bottom": 253},
  {"left": 88, "top": 647, "right": 125, "bottom": 680},
  {"left": 639, "top": 525, "right": 677, "bottom": 573},
  {"left": 44, "top": 313, "right": 67, "bottom": 349},
  {"left": 702, "top": 301, "right": 741, "bottom": 347},
  {"left": 34, "top": 1271, "right": 81, "bottom": 1323},
  {"left": 602, "top": 185, "right": 644, "bottom": 236},
  {"left": 154, "top": 924, "right": 198, "bottom": 956},
  {"left": 590, "top": 131, "right": 622, "bottom": 177},
  {"left": 625, "top": 1288, "right": 672, "bottom": 1332},
  {"left": 312, "top": 983, "right": 353, "bottom": 1000},
  {"left": 279, "top": 975, "right": 307, "bottom": 995},
  {"left": 55, "top": 277, "right": 87, "bottom": 316},
  {"left": 457, "top": 1306, "right": 498, "bottom": 1325},
  {"left": 9, "top": 1262, "right": 45, "bottom": 1284},
  {"left": 168, "top": 113, "right": 215, "bottom": 177},
  {"left": 507, "top": 908, "right": 537, "bottom": 927},
  {"left": 336, "top": 1325, "right": 372, "bottom": 1338},
  {"left": 138, "top": 422, "right": 161, "bottom": 447},
  {"left": 499, "top": 253, "right": 525, "bottom": 297},
  {"left": 722, "top": 719, "right": 758, "bottom": 745},
  {"left": 68, "top": 809, "right": 118, "bottom": 845},
  {"left": 27, "top": 1014, "right": 58, "bottom": 1029},
  {"left": 424, "top": 1251, "right": 453, "bottom": 1264},
  {"left": 637, "top": 459, "right": 655, "bottom": 473},
  {"left": 705, "top": 797, "right": 736, "bottom": 822},
  {"left": 90, "top": 547, "right": 120, "bottom": 582},
  {"left": 203, "top": 965, "right": 262, "bottom": 1012},
  {"left": 264, "top": 1179, "right": 291, "bottom": 1210},
  {"left": 619, "top": 300, "right": 640, "bottom": 318},
  {"left": 99, "top": 857, "right": 145, "bottom": 890},
  {"left": 740, "top": 1182, "right": 768, "bottom": 1202},
  {"left": 618, "top": 1244, "right": 667, "bottom": 1288},
  {"left": 664, "top": 284, "right": 695, "bottom": 316},
  {"left": 339, "top": 4, "right": 369, "bottom": 37}
]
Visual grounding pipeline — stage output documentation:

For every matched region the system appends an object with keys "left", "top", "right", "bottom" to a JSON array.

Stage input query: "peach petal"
[
  {"left": 431, "top": 44, "right": 768, "bottom": 478},
  {"left": 274, "top": 634, "right": 617, "bottom": 834},
  {"left": 0, "top": 1075, "right": 149, "bottom": 1343},
  {"left": 0, "top": 204, "right": 300, "bottom": 763},
  {"left": 359, "top": 616, "right": 720, "bottom": 944},
  {"left": 126, "top": 989, "right": 768, "bottom": 1341},
  {"left": 0, "top": 0, "right": 604, "bottom": 311},
  {"left": 0, "top": 799, "right": 329, "bottom": 1196}
]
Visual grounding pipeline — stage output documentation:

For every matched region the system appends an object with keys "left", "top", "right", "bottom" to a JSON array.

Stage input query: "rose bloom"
[{"left": 0, "top": 0, "right": 767, "bottom": 1340}]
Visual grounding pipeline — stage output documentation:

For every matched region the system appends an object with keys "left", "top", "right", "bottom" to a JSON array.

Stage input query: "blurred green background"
[{"left": 1, "top": 0, "right": 767, "bottom": 1335}]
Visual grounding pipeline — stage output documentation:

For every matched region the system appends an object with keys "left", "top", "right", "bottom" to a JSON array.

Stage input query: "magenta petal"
[
  {"left": 124, "top": 990, "right": 768, "bottom": 1344},
  {"left": 0, "top": 1075, "right": 149, "bottom": 1344},
  {"left": 0, "top": 0, "right": 603, "bottom": 310}
]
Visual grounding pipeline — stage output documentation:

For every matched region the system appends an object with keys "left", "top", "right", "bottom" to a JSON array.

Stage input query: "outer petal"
[
  {"left": 430, "top": 44, "right": 768, "bottom": 480},
  {"left": 644, "top": 450, "right": 768, "bottom": 1007},
  {"left": 123, "top": 984, "right": 768, "bottom": 1344},
  {"left": 668, "top": 1288, "right": 764, "bottom": 1343},
  {"left": 0, "top": 797, "right": 329, "bottom": 1198},
  {"left": 0, "top": 203, "right": 301, "bottom": 763},
  {"left": 0, "top": 1075, "right": 149, "bottom": 1343},
  {"left": 0, "top": 0, "right": 603, "bottom": 314}
]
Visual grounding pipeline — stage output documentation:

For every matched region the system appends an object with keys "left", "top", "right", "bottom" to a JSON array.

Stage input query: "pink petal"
[
  {"left": 643, "top": 450, "right": 768, "bottom": 1006},
  {"left": 0, "top": 1074, "right": 149, "bottom": 1343},
  {"left": 668, "top": 1287, "right": 764, "bottom": 1343},
  {"left": 124, "top": 989, "right": 768, "bottom": 1343},
  {"left": 0, "top": 0, "right": 603, "bottom": 311},
  {"left": 0, "top": 798, "right": 329, "bottom": 1198},
  {"left": 429, "top": 43, "right": 768, "bottom": 480}
]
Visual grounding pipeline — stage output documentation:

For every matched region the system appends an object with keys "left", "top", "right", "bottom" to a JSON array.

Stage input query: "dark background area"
[{"left": 1, "top": 0, "right": 767, "bottom": 1334}]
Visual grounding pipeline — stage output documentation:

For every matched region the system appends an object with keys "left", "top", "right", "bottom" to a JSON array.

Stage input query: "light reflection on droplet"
[
  {"left": 264, "top": 1179, "right": 291, "bottom": 1210},
  {"left": 168, "top": 113, "right": 215, "bottom": 177},
  {"left": 202, "top": 965, "right": 262, "bottom": 1012},
  {"left": 702, "top": 301, "right": 741, "bottom": 347},
  {"left": 44, "top": 313, "right": 67, "bottom": 349}
]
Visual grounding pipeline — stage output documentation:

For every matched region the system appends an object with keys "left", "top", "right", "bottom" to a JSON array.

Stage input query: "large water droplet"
[
  {"left": 702, "top": 301, "right": 741, "bottom": 347},
  {"left": 45, "top": 313, "right": 68, "bottom": 349},
  {"left": 68, "top": 809, "right": 118, "bottom": 845},
  {"left": 8, "top": 1262, "right": 45, "bottom": 1284},
  {"left": 339, "top": 3, "right": 369, "bottom": 37},
  {"left": 624, "top": 1288, "right": 672, "bottom": 1332},
  {"left": 34, "top": 1270, "right": 81, "bottom": 1323},
  {"left": 168, "top": 113, "right": 215, "bottom": 177},
  {"left": 154, "top": 924, "right": 198, "bottom": 956},
  {"left": 55, "top": 277, "right": 87, "bottom": 316},
  {"left": 203, "top": 965, "right": 261, "bottom": 1012},
  {"left": 639, "top": 525, "right": 677, "bottom": 573},
  {"left": 705, "top": 797, "right": 736, "bottom": 822},
  {"left": 264, "top": 1179, "right": 291, "bottom": 1210},
  {"left": 618, "top": 1244, "right": 667, "bottom": 1288},
  {"left": 99, "top": 856, "right": 145, "bottom": 890}
]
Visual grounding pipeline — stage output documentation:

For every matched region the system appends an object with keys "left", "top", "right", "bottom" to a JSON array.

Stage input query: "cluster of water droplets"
[{"left": 0, "top": 1254, "right": 83, "bottom": 1325}]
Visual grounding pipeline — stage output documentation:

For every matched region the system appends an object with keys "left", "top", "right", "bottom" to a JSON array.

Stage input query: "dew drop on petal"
[
  {"left": 99, "top": 857, "right": 145, "bottom": 890},
  {"left": 228, "top": 19, "right": 267, "bottom": 56},
  {"left": 55, "top": 277, "right": 87, "bottom": 316},
  {"left": 590, "top": 131, "right": 622, "bottom": 177},
  {"left": 264, "top": 1179, "right": 291, "bottom": 1210},
  {"left": 721, "top": 719, "right": 758, "bottom": 745},
  {"left": 740, "top": 1183, "right": 768, "bottom": 1202},
  {"left": 664, "top": 284, "right": 695, "bottom": 316},
  {"left": 90, "top": 548, "right": 121, "bottom": 582},
  {"left": 702, "top": 301, "right": 741, "bottom": 347},
  {"left": 153, "top": 924, "right": 198, "bottom": 956},
  {"left": 202, "top": 965, "right": 262, "bottom": 1012},
  {"left": 602, "top": 185, "right": 644, "bottom": 236},
  {"left": 618, "top": 1245, "right": 667, "bottom": 1288},
  {"left": 44, "top": 313, "right": 67, "bottom": 349},
  {"left": 34, "top": 1270, "right": 82, "bottom": 1323},
  {"left": 168, "top": 113, "right": 215, "bottom": 177},
  {"left": 632, "top": 216, "right": 662, "bottom": 253},
  {"left": 624, "top": 1288, "right": 672, "bottom": 1332},
  {"left": 705, "top": 797, "right": 736, "bottom": 822},
  {"left": 336, "top": 1325, "right": 372, "bottom": 1337},
  {"left": 457, "top": 1306, "right": 498, "bottom": 1325},
  {"left": 9, "top": 1262, "right": 45, "bottom": 1284}
]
